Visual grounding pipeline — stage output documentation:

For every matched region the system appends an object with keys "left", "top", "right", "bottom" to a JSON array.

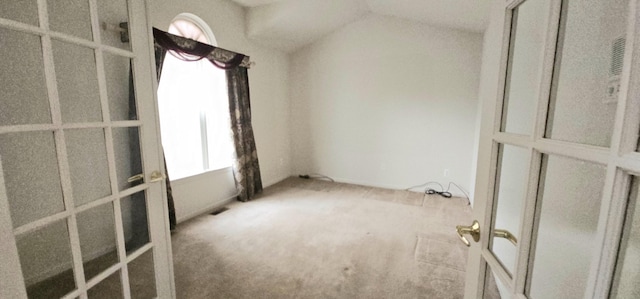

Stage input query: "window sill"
[{"left": 170, "top": 166, "right": 233, "bottom": 186}]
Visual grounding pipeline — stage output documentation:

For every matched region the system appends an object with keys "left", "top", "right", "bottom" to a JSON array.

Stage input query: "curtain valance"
[
  {"left": 152, "top": 27, "right": 252, "bottom": 69},
  {"left": 153, "top": 27, "right": 263, "bottom": 204}
]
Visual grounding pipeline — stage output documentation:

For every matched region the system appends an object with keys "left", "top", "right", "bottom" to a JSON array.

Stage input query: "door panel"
[
  {"left": 97, "top": 0, "right": 131, "bottom": 51},
  {"left": 0, "top": 0, "right": 175, "bottom": 298},
  {"left": 0, "top": 0, "right": 38, "bottom": 26},
  {"left": 545, "top": 0, "right": 630, "bottom": 147},
  {"left": 46, "top": 0, "right": 93, "bottom": 41},
  {"left": 464, "top": 0, "right": 640, "bottom": 298},
  {"left": 610, "top": 176, "right": 640, "bottom": 298},
  {"left": 16, "top": 219, "right": 77, "bottom": 298},
  {"left": 127, "top": 249, "right": 157, "bottom": 298},
  {"left": 0, "top": 28, "right": 51, "bottom": 126},
  {"left": 500, "top": 0, "right": 550, "bottom": 136},
  {"left": 0, "top": 131, "right": 64, "bottom": 228},
  {"left": 120, "top": 191, "right": 151, "bottom": 255},
  {"left": 490, "top": 144, "right": 529, "bottom": 276},
  {"left": 104, "top": 54, "right": 136, "bottom": 121},
  {"left": 87, "top": 270, "right": 124, "bottom": 299},
  {"left": 528, "top": 155, "right": 606, "bottom": 298},
  {"left": 483, "top": 268, "right": 504, "bottom": 299},
  {"left": 76, "top": 203, "right": 119, "bottom": 281},
  {"left": 112, "top": 127, "right": 143, "bottom": 191},
  {"left": 52, "top": 40, "right": 103, "bottom": 124},
  {"left": 66, "top": 128, "right": 112, "bottom": 206}
]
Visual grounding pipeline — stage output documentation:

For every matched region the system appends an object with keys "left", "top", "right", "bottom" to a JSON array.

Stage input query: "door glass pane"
[
  {"left": 545, "top": 0, "right": 629, "bottom": 147},
  {"left": 500, "top": 0, "right": 550, "bottom": 135},
  {"left": 610, "top": 176, "right": 640, "bottom": 298},
  {"left": 98, "top": 0, "right": 131, "bottom": 51},
  {"left": 0, "top": 131, "right": 64, "bottom": 228},
  {"left": 490, "top": 144, "right": 529, "bottom": 275},
  {"left": 128, "top": 249, "right": 157, "bottom": 298},
  {"left": 52, "top": 40, "right": 102, "bottom": 123},
  {"left": 77, "top": 203, "right": 118, "bottom": 281},
  {"left": 66, "top": 129, "right": 112, "bottom": 206},
  {"left": 120, "top": 191, "right": 150, "bottom": 254},
  {"left": 0, "top": 0, "right": 39, "bottom": 25},
  {"left": 0, "top": 28, "right": 51, "bottom": 126},
  {"left": 528, "top": 155, "right": 606, "bottom": 298},
  {"left": 113, "top": 127, "right": 143, "bottom": 191},
  {"left": 16, "top": 220, "right": 76, "bottom": 298},
  {"left": 47, "top": 0, "right": 93, "bottom": 41},
  {"left": 483, "top": 267, "right": 504, "bottom": 299},
  {"left": 104, "top": 54, "right": 137, "bottom": 121},
  {"left": 87, "top": 270, "right": 123, "bottom": 299}
]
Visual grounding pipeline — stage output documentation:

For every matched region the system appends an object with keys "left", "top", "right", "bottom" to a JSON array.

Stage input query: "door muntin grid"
[
  {"left": 480, "top": 0, "right": 640, "bottom": 297},
  {"left": 0, "top": 0, "right": 164, "bottom": 298}
]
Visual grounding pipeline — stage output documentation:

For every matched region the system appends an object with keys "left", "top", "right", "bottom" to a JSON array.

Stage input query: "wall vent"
[
  {"left": 604, "top": 36, "right": 626, "bottom": 104},
  {"left": 610, "top": 37, "right": 626, "bottom": 76}
]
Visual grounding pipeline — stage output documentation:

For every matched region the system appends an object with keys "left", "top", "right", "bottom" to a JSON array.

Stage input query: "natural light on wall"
[{"left": 157, "top": 15, "right": 233, "bottom": 180}]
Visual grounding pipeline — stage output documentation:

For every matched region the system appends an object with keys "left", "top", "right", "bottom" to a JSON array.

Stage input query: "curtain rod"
[{"left": 153, "top": 27, "right": 254, "bottom": 69}]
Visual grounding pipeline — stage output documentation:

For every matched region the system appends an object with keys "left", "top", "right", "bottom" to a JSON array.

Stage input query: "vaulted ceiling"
[{"left": 230, "top": 0, "right": 492, "bottom": 53}]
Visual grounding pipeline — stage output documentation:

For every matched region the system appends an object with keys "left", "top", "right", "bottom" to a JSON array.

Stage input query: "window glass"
[{"left": 157, "top": 18, "right": 233, "bottom": 180}]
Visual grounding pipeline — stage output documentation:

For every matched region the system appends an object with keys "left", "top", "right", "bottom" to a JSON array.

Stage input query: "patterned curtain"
[
  {"left": 226, "top": 67, "right": 262, "bottom": 201},
  {"left": 153, "top": 45, "right": 177, "bottom": 231},
  {"left": 127, "top": 64, "right": 148, "bottom": 250},
  {"left": 152, "top": 27, "right": 263, "bottom": 202}
]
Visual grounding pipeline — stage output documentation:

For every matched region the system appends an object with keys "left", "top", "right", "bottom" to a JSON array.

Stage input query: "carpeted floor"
[{"left": 172, "top": 177, "right": 477, "bottom": 299}]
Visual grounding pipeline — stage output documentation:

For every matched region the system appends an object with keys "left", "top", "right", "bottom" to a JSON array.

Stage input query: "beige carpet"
[{"left": 172, "top": 177, "right": 477, "bottom": 299}]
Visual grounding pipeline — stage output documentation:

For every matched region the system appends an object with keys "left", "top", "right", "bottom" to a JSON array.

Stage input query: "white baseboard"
[
  {"left": 176, "top": 193, "right": 238, "bottom": 224},
  {"left": 262, "top": 173, "right": 292, "bottom": 188},
  {"left": 326, "top": 176, "right": 469, "bottom": 199},
  {"left": 331, "top": 176, "right": 403, "bottom": 190}
]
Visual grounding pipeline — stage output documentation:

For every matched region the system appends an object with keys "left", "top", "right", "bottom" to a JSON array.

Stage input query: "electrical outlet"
[
  {"left": 604, "top": 76, "right": 621, "bottom": 104},
  {"left": 444, "top": 169, "right": 450, "bottom": 177}
]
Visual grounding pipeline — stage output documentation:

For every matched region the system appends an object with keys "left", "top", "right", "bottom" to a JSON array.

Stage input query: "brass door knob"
[
  {"left": 127, "top": 173, "right": 144, "bottom": 183},
  {"left": 456, "top": 220, "right": 481, "bottom": 247},
  {"left": 494, "top": 229, "right": 518, "bottom": 246},
  {"left": 149, "top": 170, "right": 166, "bottom": 183}
]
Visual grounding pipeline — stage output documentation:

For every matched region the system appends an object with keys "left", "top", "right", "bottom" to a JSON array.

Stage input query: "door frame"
[
  {"left": 464, "top": 0, "right": 640, "bottom": 298},
  {"left": 135, "top": 0, "right": 176, "bottom": 297}
]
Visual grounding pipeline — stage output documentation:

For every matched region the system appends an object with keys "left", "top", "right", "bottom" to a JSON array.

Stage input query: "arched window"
[{"left": 157, "top": 14, "right": 233, "bottom": 180}]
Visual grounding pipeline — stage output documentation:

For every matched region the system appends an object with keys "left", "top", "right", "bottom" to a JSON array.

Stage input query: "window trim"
[{"left": 170, "top": 13, "right": 218, "bottom": 47}]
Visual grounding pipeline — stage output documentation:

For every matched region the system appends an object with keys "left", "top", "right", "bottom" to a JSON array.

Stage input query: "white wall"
[
  {"left": 149, "top": 0, "right": 292, "bottom": 222},
  {"left": 290, "top": 14, "right": 483, "bottom": 194},
  {"left": 468, "top": 2, "right": 505, "bottom": 207},
  {"left": 171, "top": 169, "right": 237, "bottom": 223}
]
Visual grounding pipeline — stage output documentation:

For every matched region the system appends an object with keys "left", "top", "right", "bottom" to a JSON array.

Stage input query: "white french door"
[
  {"left": 0, "top": 0, "right": 174, "bottom": 298},
  {"left": 462, "top": 0, "right": 640, "bottom": 298}
]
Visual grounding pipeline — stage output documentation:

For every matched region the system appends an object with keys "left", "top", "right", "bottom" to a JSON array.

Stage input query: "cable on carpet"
[
  {"left": 298, "top": 173, "right": 335, "bottom": 182},
  {"left": 406, "top": 181, "right": 471, "bottom": 205}
]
